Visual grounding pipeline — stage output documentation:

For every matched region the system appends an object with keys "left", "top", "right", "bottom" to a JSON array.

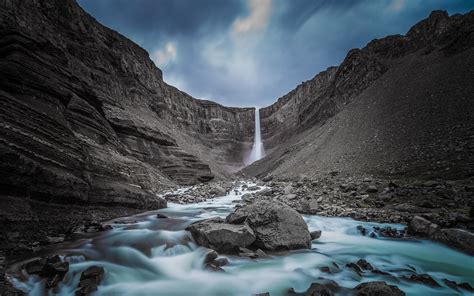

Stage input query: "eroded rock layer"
[{"left": 0, "top": 0, "right": 255, "bottom": 211}]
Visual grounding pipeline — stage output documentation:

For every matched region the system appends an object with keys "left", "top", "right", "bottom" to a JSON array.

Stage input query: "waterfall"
[{"left": 245, "top": 108, "right": 265, "bottom": 165}]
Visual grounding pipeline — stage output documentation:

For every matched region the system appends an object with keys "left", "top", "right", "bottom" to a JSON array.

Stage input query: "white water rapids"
[
  {"left": 245, "top": 108, "right": 265, "bottom": 165},
  {"left": 7, "top": 183, "right": 474, "bottom": 295}
]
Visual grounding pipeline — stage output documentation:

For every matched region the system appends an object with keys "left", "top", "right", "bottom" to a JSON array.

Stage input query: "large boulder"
[
  {"left": 353, "top": 281, "right": 405, "bottom": 296},
  {"left": 435, "top": 228, "right": 474, "bottom": 255},
  {"left": 407, "top": 216, "right": 439, "bottom": 236},
  {"left": 226, "top": 200, "right": 312, "bottom": 251},
  {"left": 186, "top": 218, "right": 256, "bottom": 253}
]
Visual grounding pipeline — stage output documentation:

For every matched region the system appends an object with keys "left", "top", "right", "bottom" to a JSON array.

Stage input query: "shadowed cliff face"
[
  {"left": 0, "top": 0, "right": 254, "bottom": 209},
  {"left": 250, "top": 10, "right": 474, "bottom": 180}
]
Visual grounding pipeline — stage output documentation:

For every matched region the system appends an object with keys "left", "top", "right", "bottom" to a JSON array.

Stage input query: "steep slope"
[
  {"left": 245, "top": 11, "right": 474, "bottom": 180},
  {"left": 0, "top": 0, "right": 255, "bottom": 212}
]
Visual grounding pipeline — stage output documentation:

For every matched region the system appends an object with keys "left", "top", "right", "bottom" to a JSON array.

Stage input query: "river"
[{"left": 7, "top": 182, "right": 474, "bottom": 295}]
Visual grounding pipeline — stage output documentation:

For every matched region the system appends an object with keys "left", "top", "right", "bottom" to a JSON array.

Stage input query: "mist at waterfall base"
[
  {"left": 8, "top": 183, "right": 474, "bottom": 295},
  {"left": 244, "top": 108, "right": 265, "bottom": 166}
]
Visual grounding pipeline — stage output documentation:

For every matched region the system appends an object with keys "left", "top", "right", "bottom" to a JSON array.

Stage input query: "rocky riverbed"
[{"left": 5, "top": 180, "right": 474, "bottom": 295}]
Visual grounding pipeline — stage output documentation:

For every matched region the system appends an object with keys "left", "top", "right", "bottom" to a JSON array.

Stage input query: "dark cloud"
[{"left": 78, "top": 0, "right": 474, "bottom": 107}]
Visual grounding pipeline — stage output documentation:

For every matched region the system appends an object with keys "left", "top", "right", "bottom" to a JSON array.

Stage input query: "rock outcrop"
[
  {"left": 246, "top": 10, "right": 474, "bottom": 181},
  {"left": 0, "top": 0, "right": 256, "bottom": 215}
]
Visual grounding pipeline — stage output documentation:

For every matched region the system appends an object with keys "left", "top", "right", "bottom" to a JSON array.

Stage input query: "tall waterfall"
[{"left": 245, "top": 108, "right": 265, "bottom": 165}]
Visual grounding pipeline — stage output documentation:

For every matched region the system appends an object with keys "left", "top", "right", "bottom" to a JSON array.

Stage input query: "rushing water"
[
  {"left": 8, "top": 183, "right": 474, "bottom": 296},
  {"left": 245, "top": 108, "right": 265, "bottom": 165}
]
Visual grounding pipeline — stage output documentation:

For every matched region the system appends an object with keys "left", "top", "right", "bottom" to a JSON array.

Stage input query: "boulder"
[
  {"left": 435, "top": 228, "right": 474, "bottom": 255},
  {"left": 209, "top": 185, "right": 226, "bottom": 197},
  {"left": 407, "top": 216, "right": 439, "bottom": 236},
  {"left": 186, "top": 218, "right": 256, "bottom": 253},
  {"left": 76, "top": 266, "right": 105, "bottom": 296},
  {"left": 226, "top": 200, "right": 311, "bottom": 251},
  {"left": 353, "top": 281, "right": 405, "bottom": 296}
]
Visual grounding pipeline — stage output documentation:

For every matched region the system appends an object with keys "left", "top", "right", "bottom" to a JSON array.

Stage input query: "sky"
[{"left": 78, "top": 0, "right": 474, "bottom": 107}]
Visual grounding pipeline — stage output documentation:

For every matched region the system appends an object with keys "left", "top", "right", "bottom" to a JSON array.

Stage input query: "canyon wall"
[
  {"left": 0, "top": 0, "right": 254, "bottom": 211},
  {"left": 249, "top": 10, "right": 474, "bottom": 180}
]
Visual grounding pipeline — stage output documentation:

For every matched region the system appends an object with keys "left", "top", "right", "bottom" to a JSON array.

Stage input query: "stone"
[
  {"left": 288, "top": 281, "right": 339, "bottom": 296},
  {"left": 407, "top": 216, "right": 439, "bottom": 236},
  {"left": 356, "top": 259, "right": 374, "bottom": 271},
  {"left": 75, "top": 265, "right": 105, "bottom": 295},
  {"left": 366, "top": 186, "right": 378, "bottom": 193},
  {"left": 209, "top": 185, "right": 226, "bottom": 197},
  {"left": 406, "top": 274, "right": 440, "bottom": 287},
  {"left": 435, "top": 228, "right": 474, "bottom": 255},
  {"left": 226, "top": 200, "right": 311, "bottom": 251},
  {"left": 203, "top": 250, "right": 218, "bottom": 264},
  {"left": 186, "top": 218, "right": 256, "bottom": 253},
  {"left": 310, "top": 230, "right": 322, "bottom": 240},
  {"left": 353, "top": 281, "right": 405, "bottom": 296},
  {"left": 24, "top": 255, "right": 69, "bottom": 289},
  {"left": 156, "top": 213, "right": 169, "bottom": 219},
  {"left": 212, "top": 257, "right": 229, "bottom": 267}
]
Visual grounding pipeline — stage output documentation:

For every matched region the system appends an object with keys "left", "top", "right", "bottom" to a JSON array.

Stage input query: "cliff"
[
  {"left": 0, "top": 0, "right": 255, "bottom": 213},
  {"left": 247, "top": 10, "right": 474, "bottom": 180}
]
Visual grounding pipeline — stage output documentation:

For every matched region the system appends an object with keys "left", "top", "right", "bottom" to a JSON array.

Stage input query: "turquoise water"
[{"left": 8, "top": 183, "right": 474, "bottom": 295}]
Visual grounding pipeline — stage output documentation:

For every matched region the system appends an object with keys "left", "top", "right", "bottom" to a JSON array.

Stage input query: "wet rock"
[
  {"left": 435, "top": 228, "right": 474, "bottom": 255},
  {"left": 353, "top": 281, "right": 405, "bottom": 296},
  {"left": 75, "top": 266, "right": 105, "bottom": 296},
  {"left": 373, "top": 226, "right": 406, "bottom": 239},
  {"left": 186, "top": 218, "right": 256, "bottom": 253},
  {"left": 227, "top": 200, "right": 311, "bottom": 251},
  {"left": 310, "top": 230, "right": 322, "bottom": 240},
  {"left": 156, "top": 213, "right": 169, "bottom": 219},
  {"left": 24, "top": 255, "right": 69, "bottom": 289},
  {"left": 204, "top": 263, "right": 225, "bottom": 272},
  {"left": 357, "top": 225, "right": 368, "bottom": 236},
  {"left": 405, "top": 274, "right": 440, "bottom": 287},
  {"left": 407, "top": 216, "right": 439, "bottom": 236},
  {"left": 262, "top": 175, "right": 273, "bottom": 182},
  {"left": 212, "top": 257, "right": 229, "bottom": 267},
  {"left": 346, "top": 262, "right": 363, "bottom": 275},
  {"left": 288, "top": 281, "right": 339, "bottom": 296},
  {"left": 356, "top": 259, "right": 374, "bottom": 271},
  {"left": 203, "top": 250, "right": 218, "bottom": 264}
]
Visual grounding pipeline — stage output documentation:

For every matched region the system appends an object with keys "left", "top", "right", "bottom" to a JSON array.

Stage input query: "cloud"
[
  {"left": 233, "top": 0, "right": 272, "bottom": 34},
  {"left": 151, "top": 42, "right": 177, "bottom": 66},
  {"left": 389, "top": 0, "right": 406, "bottom": 12},
  {"left": 79, "top": 0, "right": 474, "bottom": 107}
]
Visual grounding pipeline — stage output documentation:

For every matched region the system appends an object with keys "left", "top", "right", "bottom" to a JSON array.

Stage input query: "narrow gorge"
[{"left": 1, "top": 0, "right": 473, "bottom": 295}]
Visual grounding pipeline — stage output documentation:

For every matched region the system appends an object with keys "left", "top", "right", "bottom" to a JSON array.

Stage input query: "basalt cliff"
[
  {"left": 0, "top": 0, "right": 255, "bottom": 212},
  {"left": 247, "top": 10, "right": 474, "bottom": 181}
]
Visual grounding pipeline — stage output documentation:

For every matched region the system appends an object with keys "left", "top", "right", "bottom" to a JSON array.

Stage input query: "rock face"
[
  {"left": 245, "top": 10, "right": 474, "bottom": 180},
  {"left": 227, "top": 200, "right": 312, "bottom": 251},
  {"left": 0, "top": 0, "right": 255, "bottom": 215}
]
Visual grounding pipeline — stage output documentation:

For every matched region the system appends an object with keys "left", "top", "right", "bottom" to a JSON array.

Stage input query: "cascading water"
[{"left": 245, "top": 107, "right": 265, "bottom": 165}]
